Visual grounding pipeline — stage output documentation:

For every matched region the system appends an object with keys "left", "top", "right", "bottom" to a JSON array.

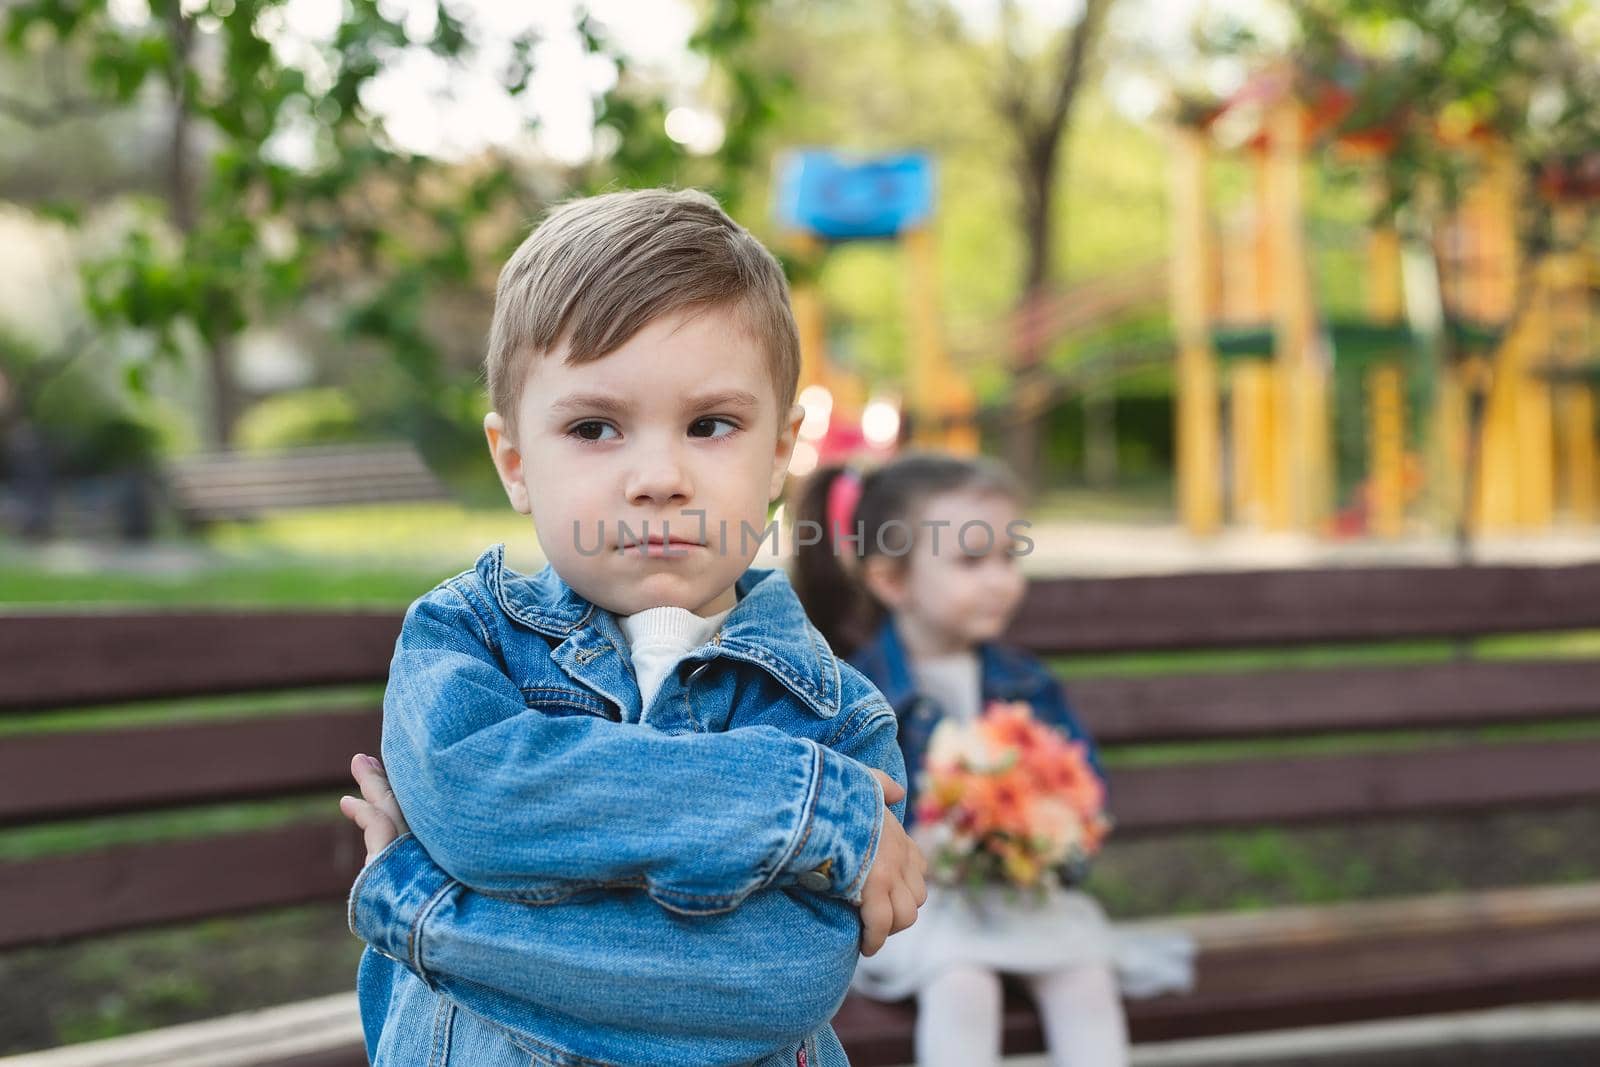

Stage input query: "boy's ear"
[
  {"left": 768, "top": 401, "right": 806, "bottom": 501},
  {"left": 484, "top": 412, "right": 532, "bottom": 515}
]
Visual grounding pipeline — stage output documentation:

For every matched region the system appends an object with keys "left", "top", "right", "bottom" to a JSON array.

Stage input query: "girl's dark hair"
[{"left": 790, "top": 451, "right": 1024, "bottom": 658}]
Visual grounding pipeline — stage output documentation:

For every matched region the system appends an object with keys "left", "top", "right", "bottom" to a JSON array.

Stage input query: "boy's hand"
[
  {"left": 858, "top": 769, "right": 927, "bottom": 957},
  {"left": 340, "top": 753, "right": 409, "bottom": 865}
]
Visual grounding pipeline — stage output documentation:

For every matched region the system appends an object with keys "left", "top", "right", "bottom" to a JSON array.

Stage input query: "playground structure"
[
  {"left": 1170, "top": 68, "right": 1600, "bottom": 540},
  {"left": 774, "top": 149, "right": 1176, "bottom": 478},
  {"left": 774, "top": 150, "right": 978, "bottom": 465}
]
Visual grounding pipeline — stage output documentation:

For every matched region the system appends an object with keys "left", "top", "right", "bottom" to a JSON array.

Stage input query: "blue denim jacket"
[
  {"left": 845, "top": 615, "right": 1105, "bottom": 830},
  {"left": 349, "top": 544, "right": 906, "bottom": 1067}
]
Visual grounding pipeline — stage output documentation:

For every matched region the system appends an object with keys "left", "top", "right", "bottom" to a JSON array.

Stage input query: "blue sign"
[{"left": 774, "top": 150, "right": 935, "bottom": 240}]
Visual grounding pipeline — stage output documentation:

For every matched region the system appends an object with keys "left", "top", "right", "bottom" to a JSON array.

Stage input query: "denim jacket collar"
[
  {"left": 851, "top": 614, "right": 1052, "bottom": 716},
  {"left": 474, "top": 543, "right": 840, "bottom": 719}
]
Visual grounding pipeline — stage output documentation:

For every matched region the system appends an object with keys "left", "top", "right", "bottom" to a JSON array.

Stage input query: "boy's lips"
[{"left": 618, "top": 536, "right": 706, "bottom": 557}]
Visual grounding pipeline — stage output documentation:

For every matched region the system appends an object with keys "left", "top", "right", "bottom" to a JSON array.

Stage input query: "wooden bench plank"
[
  {"left": 0, "top": 614, "right": 399, "bottom": 711},
  {"left": 12, "top": 888, "right": 1597, "bottom": 1065},
  {"left": 1109, "top": 739, "right": 1600, "bottom": 833},
  {"left": 0, "top": 993, "right": 364, "bottom": 1066},
  {"left": 0, "top": 710, "right": 381, "bottom": 824},
  {"left": 834, "top": 884, "right": 1600, "bottom": 1062},
  {"left": 0, "top": 822, "right": 362, "bottom": 950},
  {"left": 167, "top": 444, "right": 440, "bottom": 480},
  {"left": 167, "top": 444, "right": 450, "bottom": 520},
  {"left": 1164, "top": 882, "right": 1600, "bottom": 954},
  {"left": 169, "top": 465, "right": 443, "bottom": 488},
  {"left": 1073, "top": 660, "right": 1600, "bottom": 743},
  {"left": 173, "top": 477, "right": 447, "bottom": 501},
  {"left": 1008, "top": 564, "right": 1600, "bottom": 653},
  {"left": 10, "top": 711, "right": 1593, "bottom": 832},
  {"left": 169, "top": 472, "right": 447, "bottom": 496},
  {"left": 168, "top": 463, "right": 438, "bottom": 489},
  {"left": 1124, "top": 914, "right": 1600, "bottom": 1042}
]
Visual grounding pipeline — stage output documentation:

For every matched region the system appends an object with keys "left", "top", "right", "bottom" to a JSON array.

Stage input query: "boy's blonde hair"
[{"left": 486, "top": 188, "right": 801, "bottom": 429}]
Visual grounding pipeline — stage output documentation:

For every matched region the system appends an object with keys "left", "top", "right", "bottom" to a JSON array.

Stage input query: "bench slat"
[
  {"left": 179, "top": 488, "right": 451, "bottom": 521},
  {"left": 0, "top": 993, "right": 363, "bottom": 1067},
  {"left": 0, "top": 710, "right": 381, "bottom": 825},
  {"left": 169, "top": 471, "right": 446, "bottom": 494},
  {"left": 166, "top": 445, "right": 449, "bottom": 521},
  {"left": 171, "top": 462, "right": 442, "bottom": 483},
  {"left": 1125, "top": 914, "right": 1600, "bottom": 1042},
  {"left": 0, "top": 614, "right": 399, "bottom": 711},
  {"left": 167, "top": 444, "right": 438, "bottom": 479},
  {"left": 1110, "top": 738, "right": 1600, "bottom": 833},
  {"left": 14, "top": 887, "right": 1599, "bottom": 1064},
  {"left": 1008, "top": 564, "right": 1600, "bottom": 652},
  {"left": 1074, "top": 659, "right": 1600, "bottom": 743},
  {"left": 169, "top": 457, "right": 438, "bottom": 480},
  {"left": 834, "top": 884, "right": 1600, "bottom": 1061},
  {"left": 173, "top": 477, "right": 447, "bottom": 501},
  {"left": 0, "top": 822, "right": 362, "bottom": 950}
]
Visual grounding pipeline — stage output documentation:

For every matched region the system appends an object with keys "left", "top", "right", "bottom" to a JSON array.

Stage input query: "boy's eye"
[
  {"left": 570, "top": 420, "right": 618, "bottom": 442},
  {"left": 688, "top": 417, "right": 738, "bottom": 439}
]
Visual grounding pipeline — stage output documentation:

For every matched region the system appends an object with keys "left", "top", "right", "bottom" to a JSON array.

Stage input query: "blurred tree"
[
  {"left": 1, "top": 0, "right": 519, "bottom": 448},
  {"left": 0, "top": 0, "right": 780, "bottom": 458},
  {"left": 905, "top": 0, "right": 1118, "bottom": 493},
  {"left": 1283, "top": 0, "right": 1600, "bottom": 231}
]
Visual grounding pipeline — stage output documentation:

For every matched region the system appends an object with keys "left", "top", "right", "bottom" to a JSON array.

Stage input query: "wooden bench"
[
  {"left": 163, "top": 443, "right": 449, "bottom": 525},
  {"left": 4, "top": 562, "right": 1600, "bottom": 1064}
]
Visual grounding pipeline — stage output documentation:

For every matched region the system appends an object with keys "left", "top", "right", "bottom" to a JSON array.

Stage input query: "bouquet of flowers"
[{"left": 915, "top": 700, "right": 1111, "bottom": 895}]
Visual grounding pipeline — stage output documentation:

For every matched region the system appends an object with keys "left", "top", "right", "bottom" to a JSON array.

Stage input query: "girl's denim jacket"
[
  {"left": 845, "top": 615, "right": 1105, "bottom": 830},
  {"left": 349, "top": 544, "right": 905, "bottom": 1067}
]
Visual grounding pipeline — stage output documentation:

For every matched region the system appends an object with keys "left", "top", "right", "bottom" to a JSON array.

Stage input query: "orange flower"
[{"left": 918, "top": 699, "right": 1111, "bottom": 889}]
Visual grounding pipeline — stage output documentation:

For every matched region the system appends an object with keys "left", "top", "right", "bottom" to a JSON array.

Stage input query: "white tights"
[{"left": 913, "top": 962, "right": 1129, "bottom": 1067}]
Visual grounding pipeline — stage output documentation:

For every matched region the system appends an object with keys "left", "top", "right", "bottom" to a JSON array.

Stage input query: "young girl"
[{"left": 793, "top": 452, "right": 1130, "bottom": 1067}]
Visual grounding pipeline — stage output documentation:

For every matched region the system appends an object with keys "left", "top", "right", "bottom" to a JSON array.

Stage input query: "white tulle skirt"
[{"left": 850, "top": 884, "right": 1195, "bottom": 1003}]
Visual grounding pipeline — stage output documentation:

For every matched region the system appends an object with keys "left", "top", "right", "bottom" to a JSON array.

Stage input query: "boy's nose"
[{"left": 624, "top": 454, "right": 692, "bottom": 507}]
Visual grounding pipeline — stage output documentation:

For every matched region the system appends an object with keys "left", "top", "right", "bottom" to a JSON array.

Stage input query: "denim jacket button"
[{"left": 795, "top": 867, "right": 832, "bottom": 892}]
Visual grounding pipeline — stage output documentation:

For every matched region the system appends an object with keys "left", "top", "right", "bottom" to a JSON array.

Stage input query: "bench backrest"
[
  {"left": 3, "top": 562, "right": 1599, "bottom": 950},
  {"left": 1005, "top": 563, "right": 1600, "bottom": 836},
  {"left": 0, "top": 612, "right": 394, "bottom": 949},
  {"left": 165, "top": 443, "right": 449, "bottom": 521}
]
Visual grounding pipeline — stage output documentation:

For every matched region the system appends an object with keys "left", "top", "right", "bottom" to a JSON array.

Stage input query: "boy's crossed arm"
[
  {"left": 344, "top": 697, "right": 920, "bottom": 1059},
  {"left": 382, "top": 588, "right": 923, "bottom": 945}
]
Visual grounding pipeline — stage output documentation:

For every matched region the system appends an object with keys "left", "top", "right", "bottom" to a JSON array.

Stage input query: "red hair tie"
[{"left": 825, "top": 467, "right": 863, "bottom": 552}]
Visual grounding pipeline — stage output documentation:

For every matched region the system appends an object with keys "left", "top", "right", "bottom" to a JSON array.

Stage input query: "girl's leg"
[
  {"left": 915, "top": 965, "right": 1004, "bottom": 1067},
  {"left": 1021, "top": 962, "right": 1129, "bottom": 1067}
]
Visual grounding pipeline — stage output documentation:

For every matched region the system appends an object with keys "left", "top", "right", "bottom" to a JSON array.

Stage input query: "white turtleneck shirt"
[{"left": 617, "top": 604, "right": 733, "bottom": 714}]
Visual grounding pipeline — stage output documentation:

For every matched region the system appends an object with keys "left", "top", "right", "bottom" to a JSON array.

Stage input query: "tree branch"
[
  {"left": 1042, "top": 0, "right": 1113, "bottom": 151},
  {"left": 993, "top": 0, "right": 1036, "bottom": 134}
]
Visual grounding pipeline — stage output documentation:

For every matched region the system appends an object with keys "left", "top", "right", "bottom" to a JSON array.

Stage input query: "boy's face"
[{"left": 485, "top": 303, "right": 804, "bottom": 618}]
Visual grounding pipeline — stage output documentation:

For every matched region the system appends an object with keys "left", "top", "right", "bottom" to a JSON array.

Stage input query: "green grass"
[
  {"left": 204, "top": 503, "right": 536, "bottom": 564},
  {"left": 1052, "top": 630, "right": 1600, "bottom": 679},
  {"left": 1050, "top": 640, "right": 1459, "bottom": 679},
  {"left": 0, "top": 686, "right": 381, "bottom": 738},
  {"left": 1101, "top": 717, "right": 1600, "bottom": 767},
  {"left": 0, "top": 554, "right": 439, "bottom": 608},
  {"left": 0, "top": 502, "right": 545, "bottom": 608},
  {"left": 0, "top": 797, "right": 339, "bottom": 862}
]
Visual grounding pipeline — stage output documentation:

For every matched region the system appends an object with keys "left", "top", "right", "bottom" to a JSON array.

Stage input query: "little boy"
[{"left": 342, "top": 188, "right": 926, "bottom": 1067}]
